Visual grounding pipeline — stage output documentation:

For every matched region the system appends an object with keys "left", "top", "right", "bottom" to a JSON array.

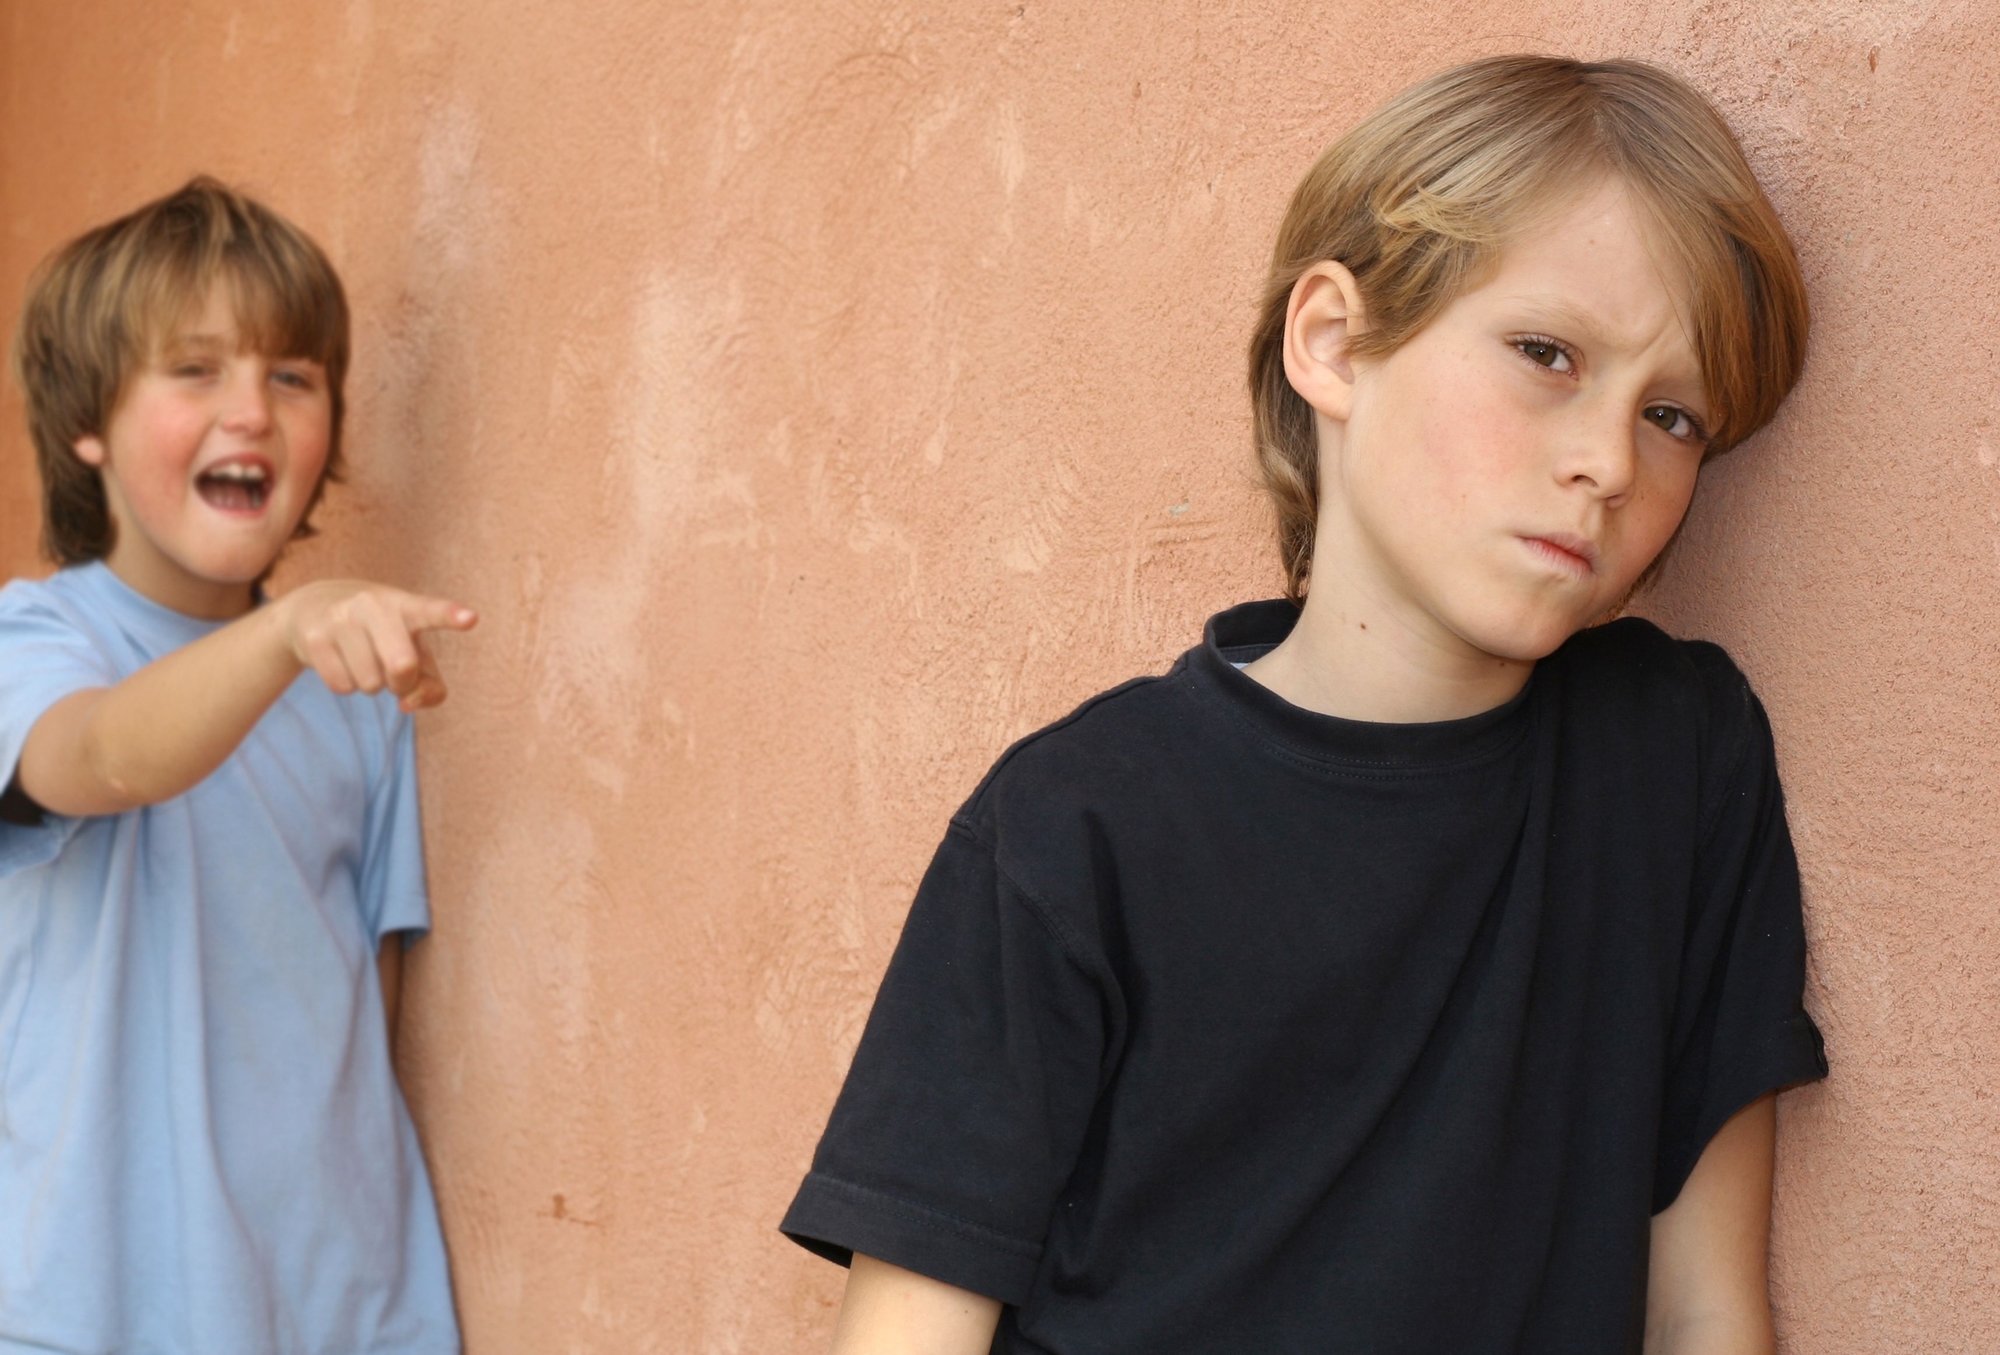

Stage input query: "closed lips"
[{"left": 1523, "top": 535, "right": 1596, "bottom": 573}]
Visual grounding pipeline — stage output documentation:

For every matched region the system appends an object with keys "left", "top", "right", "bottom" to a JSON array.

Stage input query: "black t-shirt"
[{"left": 782, "top": 600, "right": 1826, "bottom": 1354}]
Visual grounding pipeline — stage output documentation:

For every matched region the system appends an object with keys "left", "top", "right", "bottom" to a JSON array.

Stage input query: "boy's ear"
[
  {"left": 1282, "top": 261, "right": 1366, "bottom": 423},
  {"left": 72, "top": 434, "right": 108, "bottom": 468}
]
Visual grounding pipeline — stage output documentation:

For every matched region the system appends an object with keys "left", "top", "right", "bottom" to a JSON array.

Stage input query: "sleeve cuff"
[
  {"left": 780, "top": 1171, "right": 1043, "bottom": 1305},
  {"left": 1654, "top": 1010, "right": 1828, "bottom": 1213},
  {"left": 0, "top": 814, "right": 84, "bottom": 879},
  {"left": 371, "top": 895, "right": 432, "bottom": 945}
]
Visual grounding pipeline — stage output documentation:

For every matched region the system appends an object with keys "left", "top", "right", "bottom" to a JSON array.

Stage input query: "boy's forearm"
[
  {"left": 1646, "top": 1311, "right": 1774, "bottom": 1355},
  {"left": 20, "top": 602, "right": 304, "bottom": 816}
]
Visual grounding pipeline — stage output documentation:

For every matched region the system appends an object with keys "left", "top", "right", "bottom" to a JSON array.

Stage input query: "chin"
[
  {"left": 180, "top": 546, "right": 284, "bottom": 587},
  {"left": 1456, "top": 607, "right": 1596, "bottom": 664}
]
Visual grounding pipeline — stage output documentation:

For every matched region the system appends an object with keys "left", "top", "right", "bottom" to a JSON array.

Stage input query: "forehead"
[{"left": 1468, "top": 177, "right": 1701, "bottom": 368}]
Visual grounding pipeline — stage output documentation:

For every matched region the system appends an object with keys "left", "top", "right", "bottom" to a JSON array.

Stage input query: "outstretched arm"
[
  {"left": 15, "top": 580, "right": 474, "bottom": 818},
  {"left": 1645, "top": 1093, "right": 1778, "bottom": 1355},
  {"left": 829, "top": 1254, "right": 1001, "bottom": 1355}
]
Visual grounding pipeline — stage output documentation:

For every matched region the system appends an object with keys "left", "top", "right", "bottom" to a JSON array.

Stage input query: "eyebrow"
[
  {"left": 158, "top": 332, "right": 231, "bottom": 353},
  {"left": 156, "top": 335, "right": 323, "bottom": 366},
  {"left": 1496, "top": 295, "right": 1616, "bottom": 342}
]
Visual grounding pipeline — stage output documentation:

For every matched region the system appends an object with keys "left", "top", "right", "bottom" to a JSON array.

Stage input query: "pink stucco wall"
[{"left": 3, "top": 2, "right": 1994, "bottom": 1350}]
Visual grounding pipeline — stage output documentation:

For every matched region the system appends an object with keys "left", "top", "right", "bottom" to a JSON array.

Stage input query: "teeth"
[{"left": 204, "top": 463, "right": 268, "bottom": 483}]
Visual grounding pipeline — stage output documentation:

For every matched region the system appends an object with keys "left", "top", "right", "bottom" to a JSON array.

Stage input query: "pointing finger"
[{"left": 398, "top": 593, "right": 478, "bottom": 634}]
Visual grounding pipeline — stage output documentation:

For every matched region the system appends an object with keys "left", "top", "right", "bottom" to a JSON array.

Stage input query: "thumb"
[{"left": 400, "top": 645, "right": 450, "bottom": 711}]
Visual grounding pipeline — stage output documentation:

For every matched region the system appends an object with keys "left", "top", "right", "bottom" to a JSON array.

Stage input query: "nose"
[
  {"left": 1552, "top": 398, "right": 1639, "bottom": 503},
  {"left": 218, "top": 363, "right": 273, "bottom": 435}
]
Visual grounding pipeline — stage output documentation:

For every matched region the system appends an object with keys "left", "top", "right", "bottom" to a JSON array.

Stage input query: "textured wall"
[{"left": 2, "top": 1, "right": 1994, "bottom": 1350}]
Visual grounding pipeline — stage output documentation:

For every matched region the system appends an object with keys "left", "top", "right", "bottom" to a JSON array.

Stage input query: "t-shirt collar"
[
  {"left": 74, "top": 561, "right": 237, "bottom": 655},
  {"left": 1193, "top": 599, "right": 1537, "bottom": 771}
]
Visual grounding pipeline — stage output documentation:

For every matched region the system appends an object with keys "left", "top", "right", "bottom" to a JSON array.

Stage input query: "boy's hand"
[{"left": 275, "top": 581, "right": 477, "bottom": 711}]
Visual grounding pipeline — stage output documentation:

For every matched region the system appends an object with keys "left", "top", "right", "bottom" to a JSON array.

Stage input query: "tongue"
[{"left": 197, "top": 477, "right": 263, "bottom": 511}]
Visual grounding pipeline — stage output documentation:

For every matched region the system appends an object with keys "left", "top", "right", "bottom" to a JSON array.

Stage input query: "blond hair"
[
  {"left": 12, "top": 176, "right": 350, "bottom": 564},
  {"left": 1248, "top": 56, "right": 1810, "bottom": 600}
]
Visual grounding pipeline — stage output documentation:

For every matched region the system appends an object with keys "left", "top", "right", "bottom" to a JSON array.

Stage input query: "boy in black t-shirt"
[{"left": 783, "top": 56, "right": 1825, "bottom": 1355}]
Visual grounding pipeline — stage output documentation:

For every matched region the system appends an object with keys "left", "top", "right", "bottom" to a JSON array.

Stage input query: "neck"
[
  {"left": 101, "top": 542, "right": 257, "bottom": 621},
  {"left": 1243, "top": 552, "right": 1533, "bottom": 726}
]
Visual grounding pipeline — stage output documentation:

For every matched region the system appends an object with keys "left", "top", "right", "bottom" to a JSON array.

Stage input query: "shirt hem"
[
  {"left": 781, "top": 1169, "right": 1042, "bottom": 1305},
  {"left": 0, "top": 1333, "right": 460, "bottom": 1355}
]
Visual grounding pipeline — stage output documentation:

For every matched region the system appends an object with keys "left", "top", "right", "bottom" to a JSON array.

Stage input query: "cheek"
[
  {"left": 1399, "top": 365, "right": 1539, "bottom": 506},
  {"left": 1597, "top": 462, "right": 1699, "bottom": 595},
  {"left": 282, "top": 407, "right": 333, "bottom": 486},
  {"left": 107, "top": 401, "right": 205, "bottom": 500},
  {"left": 1627, "top": 461, "right": 1700, "bottom": 553},
  {"left": 1346, "top": 361, "right": 1528, "bottom": 568}
]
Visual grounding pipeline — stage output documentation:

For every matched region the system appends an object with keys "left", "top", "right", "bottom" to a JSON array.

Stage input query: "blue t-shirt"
[{"left": 0, "top": 564, "right": 459, "bottom": 1355}]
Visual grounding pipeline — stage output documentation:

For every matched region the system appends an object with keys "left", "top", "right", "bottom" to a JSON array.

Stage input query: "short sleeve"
[
  {"left": 358, "top": 709, "right": 432, "bottom": 943},
  {"left": 780, "top": 820, "right": 1116, "bottom": 1304},
  {"left": 1653, "top": 651, "right": 1827, "bottom": 1211},
  {"left": 0, "top": 587, "right": 117, "bottom": 876}
]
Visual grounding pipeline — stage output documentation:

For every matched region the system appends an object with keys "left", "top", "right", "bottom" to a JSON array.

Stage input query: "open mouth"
[{"left": 195, "top": 460, "right": 272, "bottom": 513}]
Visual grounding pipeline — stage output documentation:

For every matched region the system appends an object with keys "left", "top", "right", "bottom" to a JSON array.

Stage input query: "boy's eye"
[
  {"left": 170, "top": 361, "right": 217, "bottom": 379},
  {"left": 1642, "top": 404, "right": 1706, "bottom": 442},
  {"left": 273, "top": 368, "right": 317, "bottom": 390},
  {"left": 1512, "top": 337, "right": 1574, "bottom": 373}
]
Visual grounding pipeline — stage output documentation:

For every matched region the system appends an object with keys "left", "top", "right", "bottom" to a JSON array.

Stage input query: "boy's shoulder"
[
  {"left": 0, "top": 564, "right": 185, "bottom": 656},
  {"left": 1554, "top": 617, "right": 1778, "bottom": 828},
  {"left": 0, "top": 567, "right": 127, "bottom": 674},
  {"left": 1, "top": 566, "right": 100, "bottom": 623},
  {"left": 941, "top": 654, "right": 1216, "bottom": 889},
  {"left": 1557, "top": 615, "right": 1762, "bottom": 732},
  {"left": 1561, "top": 611, "right": 1734, "bottom": 670},
  {"left": 961, "top": 662, "right": 1195, "bottom": 811}
]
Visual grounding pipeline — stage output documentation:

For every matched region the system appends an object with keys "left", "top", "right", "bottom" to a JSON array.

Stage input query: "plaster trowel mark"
[{"left": 542, "top": 1192, "right": 601, "bottom": 1227}]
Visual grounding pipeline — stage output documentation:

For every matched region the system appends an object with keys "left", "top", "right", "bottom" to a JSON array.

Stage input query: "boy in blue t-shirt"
[
  {"left": 785, "top": 58, "right": 1826, "bottom": 1354},
  {"left": 0, "top": 179, "right": 470, "bottom": 1353}
]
